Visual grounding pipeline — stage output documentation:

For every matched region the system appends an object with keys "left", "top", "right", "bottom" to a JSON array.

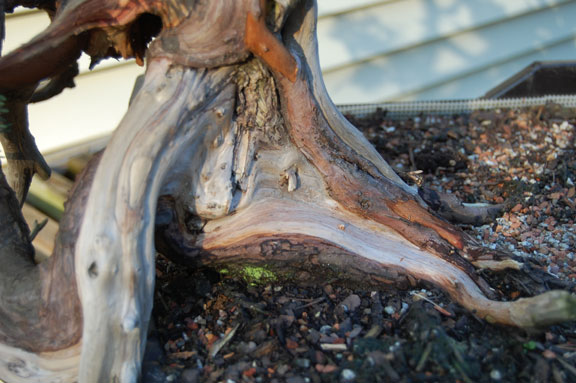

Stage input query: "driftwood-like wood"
[{"left": 0, "top": 0, "right": 574, "bottom": 381}]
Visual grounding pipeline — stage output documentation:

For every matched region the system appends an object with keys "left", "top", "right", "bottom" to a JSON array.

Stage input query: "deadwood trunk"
[{"left": 0, "top": 0, "right": 574, "bottom": 381}]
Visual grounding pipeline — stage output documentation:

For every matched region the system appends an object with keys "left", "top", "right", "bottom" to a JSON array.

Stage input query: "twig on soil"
[
  {"left": 555, "top": 355, "right": 576, "bottom": 378},
  {"left": 295, "top": 297, "right": 325, "bottom": 310},
  {"left": 238, "top": 301, "right": 271, "bottom": 316},
  {"left": 418, "top": 186, "right": 504, "bottom": 226},
  {"left": 320, "top": 343, "right": 347, "bottom": 351},
  {"left": 209, "top": 323, "right": 240, "bottom": 358},
  {"left": 415, "top": 342, "right": 433, "bottom": 372},
  {"left": 411, "top": 292, "right": 453, "bottom": 317},
  {"left": 454, "top": 362, "right": 474, "bottom": 383}
]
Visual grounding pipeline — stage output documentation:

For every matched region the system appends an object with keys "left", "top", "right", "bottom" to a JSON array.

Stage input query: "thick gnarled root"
[
  {"left": 418, "top": 186, "right": 505, "bottom": 226},
  {"left": 156, "top": 195, "right": 576, "bottom": 329}
]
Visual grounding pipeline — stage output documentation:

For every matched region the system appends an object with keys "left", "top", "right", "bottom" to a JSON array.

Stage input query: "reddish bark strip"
[
  {"left": 0, "top": 34, "right": 84, "bottom": 91},
  {"left": 243, "top": 18, "right": 466, "bottom": 254},
  {"left": 242, "top": 0, "right": 482, "bottom": 259},
  {"left": 274, "top": 71, "right": 462, "bottom": 253},
  {"left": 245, "top": 3, "right": 298, "bottom": 82},
  {"left": 387, "top": 199, "right": 464, "bottom": 250}
]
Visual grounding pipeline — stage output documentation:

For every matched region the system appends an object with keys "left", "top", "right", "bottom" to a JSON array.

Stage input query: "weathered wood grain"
[{"left": 0, "top": 1, "right": 574, "bottom": 382}]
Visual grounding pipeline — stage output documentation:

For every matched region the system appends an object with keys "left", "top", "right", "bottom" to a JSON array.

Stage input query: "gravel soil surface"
[{"left": 145, "top": 104, "right": 576, "bottom": 383}]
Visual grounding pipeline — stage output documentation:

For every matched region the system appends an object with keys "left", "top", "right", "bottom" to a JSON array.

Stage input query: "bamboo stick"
[
  {"left": 26, "top": 172, "right": 72, "bottom": 221},
  {"left": 22, "top": 203, "right": 59, "bottom": 263}
]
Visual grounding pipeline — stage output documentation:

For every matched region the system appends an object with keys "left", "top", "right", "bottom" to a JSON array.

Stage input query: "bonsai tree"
[{"left": 0, "top": 0, "right": 574, "bottom": 381}]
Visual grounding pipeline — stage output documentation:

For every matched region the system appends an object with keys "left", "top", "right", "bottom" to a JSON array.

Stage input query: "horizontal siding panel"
[
  {"left": 317, "top": 0, "right": 391, "bottom": 18},
  {"left": 3, "top": 10, "right": 49, "bottom": 54},
  {"left": 317, "top": 0, "right": 571, "bottom": 71},
  {"left": 408, "top": 39, "right": 576, "bottom": 100},
  {"left": 27, "top": 64, "right": 144, "bottom": 153},
  {"left": 322, "top": 1, "right": 576, "bottom": 103}
]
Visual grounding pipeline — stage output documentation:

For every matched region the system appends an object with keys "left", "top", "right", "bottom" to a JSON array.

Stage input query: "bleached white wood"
[
  {"left": 186, "top": 120, "right": 237, "bottom": 219},
  {"left": 0, "top": 343, "right": 80, "bottom": 383},
  {"left": 75, "top": 59, "right": 236, "bottom": 382}
]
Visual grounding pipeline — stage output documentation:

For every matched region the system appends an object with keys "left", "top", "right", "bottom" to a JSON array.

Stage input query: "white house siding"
[
  {"left": 2, "top": 0, "right": 576, "bottom": 154},
  {"left": 319, "top": 0, "right": 576, "bottom": 103}
]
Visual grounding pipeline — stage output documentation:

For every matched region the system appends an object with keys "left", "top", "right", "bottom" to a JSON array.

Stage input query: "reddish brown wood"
[
  {"left": 0, "top": 34, "right": 83, "bottom": 91},
  {"left": 0, "top": 156, "right": 98, "bottom": 352},
  {"left": 244, "top": 1, "right": 298, "bottom": 82}
]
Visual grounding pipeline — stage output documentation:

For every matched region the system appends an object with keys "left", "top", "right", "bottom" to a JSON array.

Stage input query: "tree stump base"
[{"left": 0, "top": 0, "right": 574, "bottom": 381}]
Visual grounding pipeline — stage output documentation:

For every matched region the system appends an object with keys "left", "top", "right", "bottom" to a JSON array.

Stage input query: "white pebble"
[
  {"left": 490, "top": 370, "right": 502, "bottom": 380},
  {"left": 341, "top": 369, "right": 356, "bottom": 381},
  {"left": 401, "top": 302, "right": 409, "bottom": 314}
]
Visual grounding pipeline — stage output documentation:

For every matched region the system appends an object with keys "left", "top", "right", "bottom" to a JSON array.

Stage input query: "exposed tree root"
[
  {"left": 0, "top": 0, "right": 574, "bottom": 381},
  {"left": 419, "top": 186, "right": 505, "bottom": 226}
]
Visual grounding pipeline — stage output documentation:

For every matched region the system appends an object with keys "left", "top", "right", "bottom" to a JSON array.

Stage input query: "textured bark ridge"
[{"left": 0, "top": 0, "right": 574, "bottom": 381}]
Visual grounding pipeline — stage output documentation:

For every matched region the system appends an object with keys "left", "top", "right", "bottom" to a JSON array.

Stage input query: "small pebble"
[
  {"left": 339, "top": 294, "right": 361, "bottom": 313},
  {"left": 295, "top": 358, "right": 311, "bottom": 369},
  {"left": 490, "top": 370, "right": 502, "bottom": 381},
  {"left": 400, "top": 302, "right": 409, "bottom": 314},
  {"left": 286, "top": 376, "right": 306, "bottom": 383},
  {"left": 180, "top": 369, "right": 201, "bottom": 383},
  {"left": 384, "top": 306, "right": 395, "bottom": 315},
  {"left": 277, "top": 364, "right": 290, "bottom": 375},
  {"left": 341, "top": 369, "right": 356, "bottom": 381}
]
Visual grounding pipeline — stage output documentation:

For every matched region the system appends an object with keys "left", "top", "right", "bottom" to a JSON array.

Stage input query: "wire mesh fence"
[{"left": 337, "top": 95, "right": 576, "bottom": 119}]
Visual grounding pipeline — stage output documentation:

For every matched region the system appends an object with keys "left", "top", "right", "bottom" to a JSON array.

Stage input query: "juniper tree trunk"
[{"left": 0, "top": 0, "right": 574, "bottom": 382}]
